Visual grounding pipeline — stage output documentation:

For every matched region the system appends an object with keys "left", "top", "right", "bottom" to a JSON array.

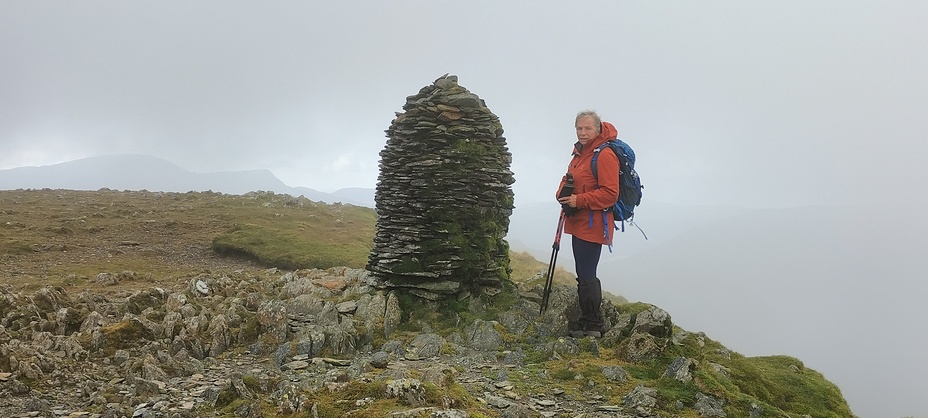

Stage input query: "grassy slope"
[
  {"left": 0, "top": 189, "right": 372, "bottom": 290},
  {"left": 0, "top": 189, "right": 854, "bottom": 417}
]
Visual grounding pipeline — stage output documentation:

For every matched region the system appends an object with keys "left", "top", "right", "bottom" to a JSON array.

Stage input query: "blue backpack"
[{"left": 592, "top": 139, "right": 645, "bottom": 238}]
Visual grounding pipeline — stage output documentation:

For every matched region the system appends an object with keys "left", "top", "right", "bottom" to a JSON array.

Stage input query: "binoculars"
[{"left": 559, "top": 173, "right": 578, "bottom": 217}]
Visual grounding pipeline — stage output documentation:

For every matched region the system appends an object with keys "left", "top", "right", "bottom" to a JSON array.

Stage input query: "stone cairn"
[{"left": 368, "top": 74, "right": 515, "bottom": 299}]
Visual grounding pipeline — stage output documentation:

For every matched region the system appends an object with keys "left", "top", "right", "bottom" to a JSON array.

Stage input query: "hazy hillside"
[
  {"left": 512, "top": 200, "right": 928, "bottom": 416},
  {"left": 602, "top": 205, "right": 927, "bottom": 418},
  {"left": 507, "top": 199, "right": 752, "bottom": 266},
  {"left": 0, "top": 154, "right": 372, "bottom": 207}
]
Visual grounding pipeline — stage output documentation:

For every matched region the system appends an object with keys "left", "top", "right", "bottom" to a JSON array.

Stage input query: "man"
[{"left": 557, "top": 110, "right": 619, "bottom": 338}]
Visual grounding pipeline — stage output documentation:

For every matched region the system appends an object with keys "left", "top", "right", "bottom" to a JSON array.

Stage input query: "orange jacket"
[{"left": 556, "top": 121, "right": 620, "bottom": 245}]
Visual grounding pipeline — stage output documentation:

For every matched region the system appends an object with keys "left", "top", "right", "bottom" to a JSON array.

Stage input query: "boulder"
[
  {"left": 622, "top": 384, "right": 658, "bottom": 414},
  {"left": 617, "top": 332, "right": 664, "bottom": 363},
  {"left": 663, "top": 357, "right": 695, "bottom": 383},
  {"left": 694, "top": 393, "right": 727, "bottom": 417}
]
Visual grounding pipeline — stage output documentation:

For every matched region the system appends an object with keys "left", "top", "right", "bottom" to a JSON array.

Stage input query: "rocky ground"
[
  {"left": 0, "top": 264, "right": 718, "bottom": 418},
  {"left": 2, "top": 190, "right": 838, "bottom": 418}
]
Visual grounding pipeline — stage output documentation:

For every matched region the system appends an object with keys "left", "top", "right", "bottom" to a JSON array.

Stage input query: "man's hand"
[{"left": 557, "top": 194, "right": 578, "bottom": 208}]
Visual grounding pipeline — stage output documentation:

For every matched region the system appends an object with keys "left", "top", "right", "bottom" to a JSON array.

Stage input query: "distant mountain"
[{"left": 0, "top": 154, "right": 374, "bottom": 207}]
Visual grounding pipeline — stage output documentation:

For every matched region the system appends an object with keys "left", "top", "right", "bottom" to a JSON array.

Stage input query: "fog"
[{"left": 3, "top": 2, "right": 928, "bottom": 417}]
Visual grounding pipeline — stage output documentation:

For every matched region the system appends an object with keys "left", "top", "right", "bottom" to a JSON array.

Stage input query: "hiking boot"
[{"left": 577, "top": 278, "right": 603, "bottom": 332}]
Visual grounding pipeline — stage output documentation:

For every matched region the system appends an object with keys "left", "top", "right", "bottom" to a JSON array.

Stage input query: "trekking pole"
[{"left": 540, "top": 210, "right": 566, "bottom": 314}]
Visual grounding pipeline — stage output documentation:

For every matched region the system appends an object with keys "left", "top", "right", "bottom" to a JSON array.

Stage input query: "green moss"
[
  {"left": 693, "top": 367, "right": 736, "bottom": 396},
  {"left": 397, "top": 177, "right": 512, "bottom": 286},
  {"left": 451, "top": 139, "right": 491, "bottom": 156},
  {"left": 624, "top": 360, "right": 665, "bottom": 380},
  {"left": 421, "top": 381, "right": 475, "bottom": 408},
  {"left": 523, "top": 343, "right": 550, "bottom": 365},
  {"left": 100, "top": 319, "right": 154, "bottom": 354},
  {"left": 212, "top": 214, "right": 374, "bottom": 270},
  {"left": 389, "top": 256, "right": 424, "bottom": 275},
  {"left": 440, "top": 342, "right": 458, "bottom": 355},
  {"left": 655, "top": 377, "right": 699, "bottom": 407},
  {"left": 728, "top": 355, "right": 854, "bottom": 418},
  {"left": 241, "top": 375, "right": 262, "bottom": 392},
  {"left": 0, "top": 240, "right": 33, "bottom": 255},
  {"left": 620, "top": 302, "right": 657, "bottom": 318},
  {"left": 577, "top": 338, "right": 598, "bottom": 352},
  {"left": 394, "top": 283, "right": 521, "bottom": 335},
  {"left": 309, "top": 381, "right": 385, "bottom": 417},
  {"left": 237, "top": 315, "right": 261, "bottom": 344},
  {"left": 214, "top": 386, "right": 239, "bottom": 408},
  {"left": 395, "top": 292, "right": 467, "bottom": 333},
  {"left": 551, "top": 366, "right": 578, "bottom": 381}
]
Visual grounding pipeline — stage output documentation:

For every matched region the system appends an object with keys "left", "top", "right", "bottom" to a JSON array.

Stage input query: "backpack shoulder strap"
[{"left": 590, "top": 141, "right": 615, "bottom": 182}]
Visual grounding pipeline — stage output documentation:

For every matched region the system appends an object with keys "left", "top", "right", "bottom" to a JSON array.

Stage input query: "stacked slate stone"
[{"left": 368, "top": 74, "right": 515, "bottom": 300}]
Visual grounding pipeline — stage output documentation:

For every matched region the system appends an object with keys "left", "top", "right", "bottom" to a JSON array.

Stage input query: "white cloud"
[
  {"left": 324, "top": 154, "right": 353, "bottom": 173},
  {"left": 0, "top": 138, "right": 91, "bottom": 169}
]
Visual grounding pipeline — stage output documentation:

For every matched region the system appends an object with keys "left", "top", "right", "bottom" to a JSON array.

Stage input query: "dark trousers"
[
  {"left": 572, "top": 236, "right": 603, "bottom": 331},
  {"left": 572, "top": 236, "right": 602, "bottom": 280}
]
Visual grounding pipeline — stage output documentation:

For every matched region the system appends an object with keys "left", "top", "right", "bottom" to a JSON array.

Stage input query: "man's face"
[{"left": 575, "top": 116, "right": 599, "bottom": 146}]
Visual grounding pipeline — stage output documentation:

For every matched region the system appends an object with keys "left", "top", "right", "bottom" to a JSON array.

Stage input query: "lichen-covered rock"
[
  {"left": 0, "top": 286, "right": 18, "bottom": 319},
  {"left": 54, "top": 307, "right": 87, "bottom": 335},
  {"left": 368, "top": 74, "right": 515, "bottom": 297},
  {"left": 663, "top": 357, "right": 695, "bottom": 383},
  {"left": 623, "top": 384, "right": 658, "bottom": 414},
  {"left": 695, "top": 393, "right": 727, "bottom": 417},
  {"left": 274, "top": 380, "right": 307, "bottom": 415},
  {"left": 603, "top": 365, "right": 629, "bottom": 383},
  {"left": 207, "top": 314, "right": 231, "bottom": 357},
  {"left": 369, "top": 351, "right": 390, "bottom": 368},
  {"left": 632, "top": 306, "right": 673, "bottom": 337},
  {"left": 464, "top": 319, "right": 504, "bottom": 352},
  {"left": 99, "top": 317, "right": 155, "bottom": 352},
  {"left": 617, "top": 332, "right": 664, "bottom": 363},
  {"left": 384, "top": 291, "right": 402, "bottom": 338},
  {"left": 125, "top": 287, "right": 167, "bottom": 315},
  {"left": 257, "top": 300, "right": 288, "bottom": 346},
  {"left": 325, "top": 317, "right": 360, "bottom": 356},
  {"left": 386, "top": 378, "right": 425, "bottom": 406},
  {"left": 32, "top": 286, "right": 71, "bottom": 314},
  {"left": 408, "top": 333, "right": 446, "bottom": 359},
  {"left": 356, "top": 293, "right": 387, "bottom": 335}
]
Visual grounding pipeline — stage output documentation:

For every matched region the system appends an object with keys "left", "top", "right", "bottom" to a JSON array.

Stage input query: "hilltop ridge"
[{"left": 0, "top": 189, "right": 855, "bottom": 417}]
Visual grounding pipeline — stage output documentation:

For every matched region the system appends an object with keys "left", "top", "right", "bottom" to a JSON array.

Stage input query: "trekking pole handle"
[{"left": 552, "top": 210, "right": 565, "bottom": 250}]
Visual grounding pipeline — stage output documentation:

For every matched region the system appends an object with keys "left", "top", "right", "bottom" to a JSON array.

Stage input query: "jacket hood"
[{"left": 599, "top": 121, "right": 618, "bottom": 142}]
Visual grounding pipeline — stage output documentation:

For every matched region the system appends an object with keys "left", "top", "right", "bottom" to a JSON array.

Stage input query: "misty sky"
[
  {"left": 3, "top": 2, "right": 928, "bottom": 417},
  {"left": 4, "top": 1, "right": 927, "bottom": 209}
]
